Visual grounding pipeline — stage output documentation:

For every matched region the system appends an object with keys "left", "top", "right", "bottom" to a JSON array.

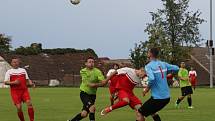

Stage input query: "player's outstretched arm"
[{"left": 88, "top": 70, "right": 117, "bottom": 88}]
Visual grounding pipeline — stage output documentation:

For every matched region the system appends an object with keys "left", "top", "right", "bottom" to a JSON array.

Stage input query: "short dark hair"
[
  {"left": 11, "top": 56, "right": 20, "bottom": 61},
  {"left": 149, "top": 48, "right": 159, "bottom": 58},
  {"left": 86, "top": 57, "right": 95, "bottom": 62}
]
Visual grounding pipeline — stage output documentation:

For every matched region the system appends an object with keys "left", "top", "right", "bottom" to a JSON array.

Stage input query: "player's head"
[
  {"left": 190, "top": 67, "right": 194, "bottom": 70},
  {"left": 11, "top": 57, "right": 21, "bottom": 69},
  {"left": 180, "top": 62, "right": 186, "bottom": 68},
  {"left": 135, "top": 67, "right": 146, "bottom": 78},
  {"left": 148, "top": 47, "right": 159, "bottom": 59},
  {"left": 113, "top": 63, "right": 120, "bottom": 70},
  {"left": 85, "top": 57, "right": 95, "bottom": 69}
]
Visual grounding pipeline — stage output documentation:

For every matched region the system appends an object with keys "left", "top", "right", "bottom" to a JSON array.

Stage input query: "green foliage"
[
  {"left": 130, "top": 41, "right": 148, "bottom": 69},
  {"left": 13, "top": 46, "right": 42, "bottom": 55},
  {"left": 42, "top": 48, "right": 98, "bottom": 57},
  {"left": 12, "top": 44, "right": 98, "bottom": 57},
  {"left": 131, "top": 0, "right": 205, "bottom": 65},
  {"left": 0, "top": 33, "right": 12, "bottom": 53}
]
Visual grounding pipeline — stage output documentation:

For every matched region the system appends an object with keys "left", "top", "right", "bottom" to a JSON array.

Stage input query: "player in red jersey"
[
  {"left": 4, "top": 57, "right": 35, "bottom": 121},
  {"left": 189, "top": 67, "right": 197, "bottom": 90},
  {"left": 90, "top": 67, "right": 146, "bottom": 121},
  {"left": 106, "top": 63, "right": 120, "bottom": 105}
]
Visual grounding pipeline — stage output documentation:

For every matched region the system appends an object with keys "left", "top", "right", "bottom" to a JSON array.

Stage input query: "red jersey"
[
  {"left": 115, "top": 67, "right": 142, "bottom": 92},
  {"left": 4, "top": 68, "right": 30, "bottom": 90}
]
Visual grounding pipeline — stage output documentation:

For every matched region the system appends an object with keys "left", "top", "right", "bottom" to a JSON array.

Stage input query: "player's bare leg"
[
  {"left": 26, "top": 100, "right": 34, "bottom": 121},
  {"left": 89, "top": 105, "right": 96, "bottom": 121},
  {"left": 16, "top": 104, "right": 25, "bottom": 121},
  {"left": 136, "top": 111, "right": 145, "bottom": 121},
  {"left": 135, "top": 104, "right": 144, "bottom": 121},
  {"left": 81, "top": 110, "right": 88, "bottom": 118},
  {"left": 101, "top": 97, "right": 129, "bottom": 116}
]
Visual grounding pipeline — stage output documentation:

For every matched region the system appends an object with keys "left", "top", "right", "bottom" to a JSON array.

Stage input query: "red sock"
[
  {"left": 28, "top": 107, "right": 34, "bottom": 121},
  {"left": 17, "top": 111, "right": 25, "bottom": 121},
  {"left": 111, "top": 100, "right": 129, "bottom": 110}
]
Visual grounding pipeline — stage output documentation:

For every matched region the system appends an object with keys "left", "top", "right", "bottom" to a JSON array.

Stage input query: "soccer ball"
[
  {"left": 70, "top": 0, "right": 80, "bottom": 5},
  {"left": 141, "top": 77, "right": 149, "bottom": 87}
]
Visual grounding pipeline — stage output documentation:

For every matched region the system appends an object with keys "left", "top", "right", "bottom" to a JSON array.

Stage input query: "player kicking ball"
[
  {"left": 90, "top": 67, "right": 146, "bottom": 121},
  {"left": 137, "top": 48, "right": 179, "bottom": 121},
  {"left": 4, "top": 57, "right": 35, "bottom": 121}
]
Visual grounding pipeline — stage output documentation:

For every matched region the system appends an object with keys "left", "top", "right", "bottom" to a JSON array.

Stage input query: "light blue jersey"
[{"left": 145, "top": 60, "right": 179, "bottom": 99}]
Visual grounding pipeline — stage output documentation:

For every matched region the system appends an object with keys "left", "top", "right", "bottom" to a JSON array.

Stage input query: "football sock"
[
  {"left": 28, "top": 107, "right": 34, "bottom": 121},
  {"left": 89, "top": 113, "right": 95, "bottom": 121},
  {"left": 71, "top": 113, "right": 84, "bottom": 121},
  {"left": 17, "top": 111, "right": 25, "bottom": 121},
  {"left": 176, "top": 98, "right": 182, "bottom": 104},
  {"left": 152, "top": 114, "right": 161, "bottom": 121},
  {"left": 111, "top": 100, "right": 129, "bottom": 110},
  {"left": 187, "top": 97, "right": 192, "bottom": 106}
]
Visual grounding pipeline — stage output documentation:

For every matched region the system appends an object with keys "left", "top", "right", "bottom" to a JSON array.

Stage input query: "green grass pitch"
[{"left": 0, "top": 88, "right": 215, "bottom": 121}]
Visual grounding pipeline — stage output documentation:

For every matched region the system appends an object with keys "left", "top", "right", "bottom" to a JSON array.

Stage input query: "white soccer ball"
[
  {"left": 141, "top": 77, "right": 149, "bottom": 87},
  {"left": 70, "top": 0, "right": 81, "bottom": 5}
]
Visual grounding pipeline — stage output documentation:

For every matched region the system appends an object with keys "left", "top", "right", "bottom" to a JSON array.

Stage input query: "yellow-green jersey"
[
  {"left": 178, "top": 68, "right": 191, "bottom": 87},
  {"left": 80, "top": 67, "right": 105, "bottom": 95}
]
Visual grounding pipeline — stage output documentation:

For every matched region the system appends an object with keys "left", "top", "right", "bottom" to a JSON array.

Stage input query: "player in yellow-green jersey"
[
  {"left": 68, "top": 57, "right": 105, "bottom": 121},
  {"left": 175, "top": 62, "right": 193, "bottom": 109}
]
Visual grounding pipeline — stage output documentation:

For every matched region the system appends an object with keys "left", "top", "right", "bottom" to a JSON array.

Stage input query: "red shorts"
[
  {"left": 10, "top": 89, "right": 31, "bottom": 105},
  {"left": 118, "top": 89, "right": 142, "bottom": 109}
]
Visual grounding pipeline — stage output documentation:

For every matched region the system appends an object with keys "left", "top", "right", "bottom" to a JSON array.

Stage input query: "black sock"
[
  {"left": 71, "top": 113, "right": 83, "bottom": 121},
  {"left": 152, "top": 114, "right": 161, "bottom": 121},
  {"left": 89, "top": 113, "right": 95, "bottom": 121},
  {"left": 187, "top": 97, "right": 192, "bottom": 106},
  {"left": 176, "top": 98, "right": 182, "bottom": 104}
]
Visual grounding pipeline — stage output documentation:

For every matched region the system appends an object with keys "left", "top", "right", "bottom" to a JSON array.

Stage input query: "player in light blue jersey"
[{"left": 137, "top": 48, "right": 179, "bottom": 121}]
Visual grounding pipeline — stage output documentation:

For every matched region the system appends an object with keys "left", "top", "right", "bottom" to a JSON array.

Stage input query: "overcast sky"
[{"left": 0, "top": 0, "right": 214, "bottom": 59}]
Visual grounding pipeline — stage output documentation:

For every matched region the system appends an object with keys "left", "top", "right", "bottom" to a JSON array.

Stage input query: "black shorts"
[
  {"left": 181, "top": 86, "right": 193, "bottom": 96},
  {"left": 80, "top": 91, "right": 96, "bottom": 112},
  {"left": 138, "top": 97, "right": 170, "bottom": 117}
]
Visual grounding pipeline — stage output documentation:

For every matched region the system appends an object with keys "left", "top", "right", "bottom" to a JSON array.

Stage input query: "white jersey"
[
  {"left": 117, "top": 67, "right": 141, "bottom": 85},
  {"left": 4, "top": 68, "right": 30, "bottom": 82},
  {"left": 106, "top": 69, "right": 116, "bottom": 77},
  {"left": 189, "top": 70, "right": 197, "bottom": 77}
]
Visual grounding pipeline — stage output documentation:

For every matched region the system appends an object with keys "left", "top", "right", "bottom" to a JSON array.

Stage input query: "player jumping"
[
  {"left": 90, "top": 67, "right": 146, "bottom": 121},
  {"left": 106, "top": 63, "right": 120, "bottom": 105}
]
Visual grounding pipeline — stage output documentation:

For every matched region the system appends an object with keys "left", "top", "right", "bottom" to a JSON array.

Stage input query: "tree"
[
  {"left": 0, "top": 33, "right": 12, "bottom": 53},
  {"left": 130, "top": 41, "right": 148, "bottom": 69},
  {"left": 131, "top": 0, "right": 205, "bottom": 65}
]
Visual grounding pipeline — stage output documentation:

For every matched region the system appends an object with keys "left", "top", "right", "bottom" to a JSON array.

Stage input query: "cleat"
[
  {"left": 188, "top": 106, "right": 194, "bottom": 109},
  {"left": 101, "top": 106, "right": 112, "bottom": 116},
  {"left": 175, "top": 101, "right": 179, "bottom": 108}
]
